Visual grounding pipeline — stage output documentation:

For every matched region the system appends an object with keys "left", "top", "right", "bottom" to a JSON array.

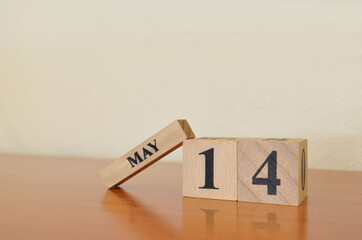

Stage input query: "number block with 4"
[
  {"left": 238, "top": 138, "right": 307, "bottom": 206},
  {"left": 183, "top": 138, "right": 308, "bottom": 206}
]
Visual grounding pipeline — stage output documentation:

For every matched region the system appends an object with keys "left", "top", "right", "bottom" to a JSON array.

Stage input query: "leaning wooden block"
[
  {"left": 237, "top": 138, "right": 308, "bottom": 206},
  {"left": 183, "top": 138, "right": 238, "bottom": 200},
  {"left": 100, "top": 119, "right": 195, "bottom": 188}
]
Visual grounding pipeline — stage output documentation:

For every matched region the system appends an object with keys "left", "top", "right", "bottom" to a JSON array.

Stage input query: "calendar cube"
[
  {"left": 183, "top": 138, "right": 238, "bottom": 200},
  {"left": 237, "top": 138, "right": 308, "bottom": 206}
]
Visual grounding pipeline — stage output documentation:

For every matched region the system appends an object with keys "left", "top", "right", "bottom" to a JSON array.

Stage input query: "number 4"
[{"left": 252, "top": 151, "right": 281, "bottom": 195}]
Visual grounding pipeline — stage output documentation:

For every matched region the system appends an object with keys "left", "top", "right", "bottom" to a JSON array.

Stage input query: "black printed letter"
[{"left": 127, "top": 152, "right": 143, "bottom": 168}]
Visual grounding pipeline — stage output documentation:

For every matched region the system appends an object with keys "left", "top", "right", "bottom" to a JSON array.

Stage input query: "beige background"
[{"left": 0, "top": 1, "right": 361, "bottom": 170}]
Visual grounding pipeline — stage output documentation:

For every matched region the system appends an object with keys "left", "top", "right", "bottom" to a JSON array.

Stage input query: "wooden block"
[
  {"left": 100, "top": 119, "right": 195, "bottom": 188},
  {"left": 183, "top": 138, "right": 238, "bottom": 200},
  {"left": 237, "top": 138, "right": 308, "bottom": 206}
]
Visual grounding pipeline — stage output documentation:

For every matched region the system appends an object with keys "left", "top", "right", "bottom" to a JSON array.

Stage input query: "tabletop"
[{"left": 0, "top": 154, "right": 361, "bottom": 240}]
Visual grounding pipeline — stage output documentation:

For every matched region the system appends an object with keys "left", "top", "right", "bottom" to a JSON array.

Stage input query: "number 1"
[{"left": 199, "top": 148, "right": 219, "bottom": 189}]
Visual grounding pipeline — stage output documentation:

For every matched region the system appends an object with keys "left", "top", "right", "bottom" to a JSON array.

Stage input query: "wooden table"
[{"left": 0, "top": 154, "right": 361, "bottom": 240}]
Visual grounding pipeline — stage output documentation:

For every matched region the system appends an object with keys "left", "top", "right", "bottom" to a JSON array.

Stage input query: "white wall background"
[{"left": 0, "top": 0, "right": 361, "bottom": 170}]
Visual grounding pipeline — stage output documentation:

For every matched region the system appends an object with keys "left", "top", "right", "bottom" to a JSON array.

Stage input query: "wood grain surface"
[{"left": 0, "top": 154, "right": 361, "bottom": 240}]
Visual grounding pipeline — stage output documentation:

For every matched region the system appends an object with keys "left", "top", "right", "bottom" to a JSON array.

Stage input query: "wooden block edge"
[
  {"left": 177, "top": 119, "right": 195, "bottom": 139},
  {"left": 298, "top": 139, "right": 308, "bottom": 205}
]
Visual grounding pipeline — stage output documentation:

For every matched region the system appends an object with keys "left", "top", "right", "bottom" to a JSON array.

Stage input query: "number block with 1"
[{"left": 183, "top": 138, "right": 238, "bottom": 200}]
